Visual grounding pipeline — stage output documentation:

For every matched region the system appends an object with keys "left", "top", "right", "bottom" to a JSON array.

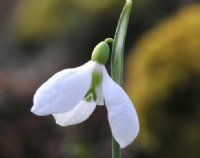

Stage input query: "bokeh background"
[{"left": 0, "top": 0, "right": 200, "bottom": 158}]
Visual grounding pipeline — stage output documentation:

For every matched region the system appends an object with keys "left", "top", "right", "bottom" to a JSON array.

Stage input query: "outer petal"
[
  {"left": 53, "top": 100, "right": 96, "bottom": 126},
  {"left": 31, "top": 61, "right": 96, "bottom": 116},
  {"left": 102, "top": 66, "right": 139, "bottom": 148}
]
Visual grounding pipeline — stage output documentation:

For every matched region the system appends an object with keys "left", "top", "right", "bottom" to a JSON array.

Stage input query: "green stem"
[
  {"left": 112, "top": 137, "right": 121, "bottom": 158},
  {"left": 105, "top": 38, "right": 114, "bottom": 44},
  {"left": 110, "top": 0, "right": 133, "bottom": 158}
]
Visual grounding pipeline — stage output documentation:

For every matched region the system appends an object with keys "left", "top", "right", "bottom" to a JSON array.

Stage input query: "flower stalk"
[{"left": 111, "top": 1, "right": 133, "bottom": 158}]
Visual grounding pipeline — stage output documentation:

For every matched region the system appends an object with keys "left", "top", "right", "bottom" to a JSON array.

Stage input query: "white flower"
[{"left": 31, "top": 41, "right": 139, "bottom": 148}]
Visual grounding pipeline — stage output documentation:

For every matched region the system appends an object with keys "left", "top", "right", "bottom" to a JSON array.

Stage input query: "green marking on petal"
[
  {"left": 92, "top": 70, "right": 102, "bottom": 87},
  {"left": 84, "top": 65, "right": 103, "bottom": 103},
  {"left": 84, "top": 87, "right": 97, "bottom": 102}
]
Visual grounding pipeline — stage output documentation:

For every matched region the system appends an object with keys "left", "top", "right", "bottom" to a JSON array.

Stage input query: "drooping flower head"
[{"left": 31, "top": 41, "right": 139, "bottom": 148}]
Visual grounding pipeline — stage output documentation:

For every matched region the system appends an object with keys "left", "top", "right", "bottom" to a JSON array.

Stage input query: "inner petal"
[{"left": 84, "top": 63, "right": 104, "bottom": 105}]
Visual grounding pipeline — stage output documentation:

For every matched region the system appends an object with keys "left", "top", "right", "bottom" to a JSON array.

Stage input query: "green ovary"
[{"left": 91, "top": 41, "right": 110, "bottom": 65}]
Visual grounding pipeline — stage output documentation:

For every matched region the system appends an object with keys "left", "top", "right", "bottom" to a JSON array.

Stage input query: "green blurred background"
[{"left": 0, "top": 0, "right": 200, "bottom": 158}]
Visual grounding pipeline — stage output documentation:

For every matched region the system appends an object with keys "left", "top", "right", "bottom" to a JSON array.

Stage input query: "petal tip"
[
  {"left": 118, "top": 121, "right": 140, "bottom": 148},
  {"left": 53, "top": 115, "right": 68, "bottom": 126},
  {"left": 30, "top": 104, "right": 49, "bottom": 116},
  {"left": 30, "top": 106, "right": 40, "bottom": 116}
]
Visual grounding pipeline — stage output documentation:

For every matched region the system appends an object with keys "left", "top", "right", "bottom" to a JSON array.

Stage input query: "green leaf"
[{"left": 111, "top": 0, "right": 132, "bottom": 86}]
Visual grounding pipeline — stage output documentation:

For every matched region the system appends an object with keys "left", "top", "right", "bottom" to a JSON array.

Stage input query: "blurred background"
[{"left": 0, "top": 0, "right": 200, "bottom": 158}]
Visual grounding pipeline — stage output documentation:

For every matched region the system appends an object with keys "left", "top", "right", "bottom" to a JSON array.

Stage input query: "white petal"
[
  {"left": 102, "top": 67, "right": 139, "bottom": 148},
  {"left": 95, "top": 83, "right": 104, "bottom": 106},
  {"left": 53, "top": 100, "right": 96, "bottom": 126},
  {"left": 31, "top": 61, "right": 96, "bottom": 116}
]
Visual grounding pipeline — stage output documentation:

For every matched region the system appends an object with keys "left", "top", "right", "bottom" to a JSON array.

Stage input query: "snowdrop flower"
[{"left": 31, "top": 41, "right": 139, "bottom": 148}]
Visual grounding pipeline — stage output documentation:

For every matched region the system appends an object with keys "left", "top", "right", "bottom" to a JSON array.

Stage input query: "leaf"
[{"left": 111, "top": 0, "right": 132, "bottom": 85}]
